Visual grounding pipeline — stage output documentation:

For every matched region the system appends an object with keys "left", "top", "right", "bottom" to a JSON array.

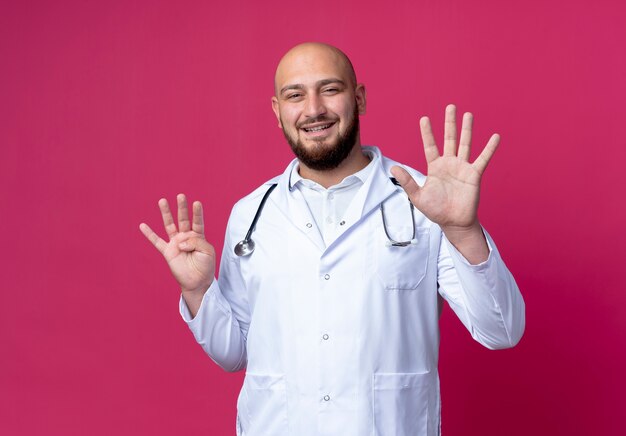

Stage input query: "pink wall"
[{"left": 1, "top": 1, "right": 624, "bottom": 434}]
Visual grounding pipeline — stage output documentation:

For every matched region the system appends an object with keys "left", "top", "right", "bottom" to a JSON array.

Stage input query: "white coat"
[{"left": 180, "top": 146, "right": 525, "bottom": 436}]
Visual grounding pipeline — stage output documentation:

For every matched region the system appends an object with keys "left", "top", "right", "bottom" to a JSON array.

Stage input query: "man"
[{"left": 140, "top": 42, "right": 525, "bottom": 436}]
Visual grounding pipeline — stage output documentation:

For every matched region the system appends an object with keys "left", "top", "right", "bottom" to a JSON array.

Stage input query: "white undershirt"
[{"left": 289, "top": 150, "right": 376, "bottom": 247}]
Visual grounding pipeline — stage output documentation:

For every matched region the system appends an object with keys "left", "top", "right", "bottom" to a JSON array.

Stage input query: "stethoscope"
[
  {"left": 234, "top": 178, "right": 416, "bottom": 257},
  {"left": 233, "top": 183, "right": 278, "bottom": 256}
]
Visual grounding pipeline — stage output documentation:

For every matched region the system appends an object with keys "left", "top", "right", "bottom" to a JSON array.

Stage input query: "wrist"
[
  {"left": 180, "top": 275, "right": 213, "bottom": 294},
  {"left": 181, "top": 283, "right": 210, "bottom": 294},
  {"left": 441, "top": 221, "right": 483, "bottom": 244},
  {"left": 181, "top": 284, "right": 210, "bottom": 319},
  {"left": 441, "top": 222, "right": 489, "bottom": 265}
]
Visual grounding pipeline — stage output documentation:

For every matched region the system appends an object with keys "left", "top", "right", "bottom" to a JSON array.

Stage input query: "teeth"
[{"left": 304, "top": 124, "right": 332, "bottom": 132}]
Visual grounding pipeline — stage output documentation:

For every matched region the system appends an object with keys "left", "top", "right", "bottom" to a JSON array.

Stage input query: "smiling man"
[
  {"left": 271, "top": 43, "right": 366, "bottom": 179},
  {"left": 140, "top": 42, "right": 525, "bottom": 436}
]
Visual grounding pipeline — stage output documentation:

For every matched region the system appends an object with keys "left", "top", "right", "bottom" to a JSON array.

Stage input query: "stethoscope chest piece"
[{"left": 234, "top": 239, "right": 255, "bottom": 257}]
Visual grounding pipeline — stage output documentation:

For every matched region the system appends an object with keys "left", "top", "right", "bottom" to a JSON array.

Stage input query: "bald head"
[{"left": 274, "top": 42, "right": 357, "bottom": 95}]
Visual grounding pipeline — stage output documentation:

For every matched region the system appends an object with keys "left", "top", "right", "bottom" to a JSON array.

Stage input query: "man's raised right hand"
[{"left": 139, "top": 194, "right": 215, "bottom": 316}]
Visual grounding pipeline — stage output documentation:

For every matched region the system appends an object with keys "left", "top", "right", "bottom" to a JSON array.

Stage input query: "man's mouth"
[{"left": 301, "top": 122, "right": 335, "bottom": 133}]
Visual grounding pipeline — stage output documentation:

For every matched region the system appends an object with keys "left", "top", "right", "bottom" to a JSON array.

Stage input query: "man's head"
[{"left": 271, "top": 42, "right": 366, "bottom": 171}]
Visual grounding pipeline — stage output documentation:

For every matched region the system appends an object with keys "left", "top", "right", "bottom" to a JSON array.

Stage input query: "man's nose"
[{"left": 303, "top": 93, "right": 327, "bottom": 118}]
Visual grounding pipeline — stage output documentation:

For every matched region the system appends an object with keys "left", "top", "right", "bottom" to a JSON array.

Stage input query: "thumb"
[
  {"left": 390, "top": 165, "right": 422, "bottom": 203},
  {"left": 178, "top": 237, "right": 214, "bottom": 256}
]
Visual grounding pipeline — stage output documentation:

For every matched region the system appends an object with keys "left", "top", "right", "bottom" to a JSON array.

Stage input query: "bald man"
[{"left": 140, "top": 42, "right": 525, "bottom": 436}]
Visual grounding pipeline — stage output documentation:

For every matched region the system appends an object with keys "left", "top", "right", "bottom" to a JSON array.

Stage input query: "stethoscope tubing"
[{"left": 243, "top": 183, "right": 277, "bottom": 242}]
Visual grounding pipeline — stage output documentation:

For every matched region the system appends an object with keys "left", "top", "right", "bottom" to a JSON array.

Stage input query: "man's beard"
[{"left": 282, "top": 107, "right": 360, "bottom": 171}]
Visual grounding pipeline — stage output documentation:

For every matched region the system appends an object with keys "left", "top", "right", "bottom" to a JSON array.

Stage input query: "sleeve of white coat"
[
  {"left": 179, "top": 218, "right": 251, "bottom": 372},
  {"left": 437, "top": 228, "right": 525, "bottom": 350}
]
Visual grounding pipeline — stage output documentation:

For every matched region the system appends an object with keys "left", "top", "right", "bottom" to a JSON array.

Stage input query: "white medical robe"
[{"left": 180, "top": 146, "right": 525, "bottom": 436}]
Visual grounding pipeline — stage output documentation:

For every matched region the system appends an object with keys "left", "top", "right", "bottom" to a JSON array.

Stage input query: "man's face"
[{"left": 272, "top": 46, "right": 366, "bottom": 171}]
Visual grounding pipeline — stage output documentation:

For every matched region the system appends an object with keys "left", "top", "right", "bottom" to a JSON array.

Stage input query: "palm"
[
  {"left": 162, "top": 230, "right": 215, "bottom": 291},
  {"left": 140, "top": 194, "right": 215, "bottom": 293},
  {"left": 414, "top": 157, "right": 481, "bottom": 228},
  {"left": 392, "top": 105, "right": 500, "bottom": 230}
]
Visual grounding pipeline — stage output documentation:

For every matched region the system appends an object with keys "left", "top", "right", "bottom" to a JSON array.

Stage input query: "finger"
[
  {"left": 139, "top": 223, "right": 168, "bottom": 254},
  {"left": 458, "top": 112, "right": 473, "bottom": 161},
  {"left": 391, "top": 165, "right": 422, "bottom": 204},
  {"left": 443, "top": 104, "right": 457, "bottom": 157},
  {"left": 178, "top": 236, "right": 214, "bottom": 256},
  {"left": 177, "top": 193, "right": 191, "bottom": 232},
  {"left": 158, "top": 198, "right": 178, "bottom": 239},
  {"left": 192, "top": 201, "right": 204, "bottom": 235},
  {"left": 473, "top": 133, "right": 501, "bottom": 174},
  {"left": 420, "top": 116, "right": 439, "bottom": 164}
]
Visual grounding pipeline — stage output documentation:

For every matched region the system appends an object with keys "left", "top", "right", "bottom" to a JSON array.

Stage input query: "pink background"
[{"left": 1, "top": 0, "right": 625, "bottom": 434}]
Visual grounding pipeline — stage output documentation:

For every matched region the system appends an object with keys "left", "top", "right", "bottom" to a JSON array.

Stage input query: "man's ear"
[
  {"left": 271, "top": 96, "right": 282, "bottom": 129},
  {"left": 355, "top": 84, "right": 367, "bottom": 115}
]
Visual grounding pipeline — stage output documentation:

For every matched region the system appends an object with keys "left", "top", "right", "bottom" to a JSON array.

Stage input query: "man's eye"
[
  {"left": 323, "top": 88, "right": 339, "bottom": 94},
  {"left": 286, "top": 93, "right": 302, "bottom": 100}
]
